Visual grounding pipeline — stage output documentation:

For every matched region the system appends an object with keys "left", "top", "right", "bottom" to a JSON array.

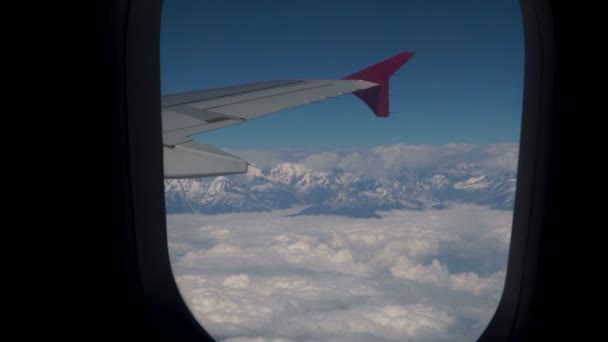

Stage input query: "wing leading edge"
[{"left": 162, "top": 52, "right": 414, "bottom": 178}]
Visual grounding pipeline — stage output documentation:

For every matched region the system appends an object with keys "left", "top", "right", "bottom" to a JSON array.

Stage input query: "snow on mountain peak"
[
  {"left": 209, "top": 176, "right": 232, "bottom": 193},
  {"left": 267, "top": 162, "right": 311, "bottom": 184}
]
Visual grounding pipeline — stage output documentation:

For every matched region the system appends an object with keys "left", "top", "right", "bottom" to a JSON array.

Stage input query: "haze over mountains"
[{"left": 165, "top": 144, "right": 518, "bottom": 218}]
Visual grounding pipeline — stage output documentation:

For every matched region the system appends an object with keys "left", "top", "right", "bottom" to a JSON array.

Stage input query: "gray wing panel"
[
  {"left": 185, "top": 80, "right": 374, "bottom": 116},
  {"left": 161, "top": 79, "right": 377, "bottom": 147},
  {"left": 161, "top": 80, "right": 303, "bottom": 107},
  {"left": 206, "top": 80, "right": 374, "bottom": 119}
]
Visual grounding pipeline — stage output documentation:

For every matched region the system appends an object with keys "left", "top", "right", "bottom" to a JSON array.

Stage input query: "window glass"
[{"left": 162, "top": 1, "right": 523, "bottom": 341}]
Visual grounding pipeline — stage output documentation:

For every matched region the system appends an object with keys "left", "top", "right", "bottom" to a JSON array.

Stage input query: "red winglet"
[{"left": 342, "top": 52, "right": 414, "bottom": 117}]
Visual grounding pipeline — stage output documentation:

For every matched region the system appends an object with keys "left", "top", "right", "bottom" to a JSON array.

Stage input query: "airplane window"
[{"left": 161, "top": 0, "right": 523, "bottom": 341}]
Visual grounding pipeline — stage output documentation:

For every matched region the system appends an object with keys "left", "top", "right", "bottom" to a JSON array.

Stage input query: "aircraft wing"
[{"left": 162, "top": 52, "right": 414, "bottom": 178}]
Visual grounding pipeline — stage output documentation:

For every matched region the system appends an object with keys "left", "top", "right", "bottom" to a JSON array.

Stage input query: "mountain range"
[{"left": 165, "top": 159, "right": 516, "bottom": 218}]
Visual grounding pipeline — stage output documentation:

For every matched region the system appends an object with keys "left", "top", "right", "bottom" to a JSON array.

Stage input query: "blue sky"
[{"left": 161, "top": 0, "right": 524, "bottom": 148}]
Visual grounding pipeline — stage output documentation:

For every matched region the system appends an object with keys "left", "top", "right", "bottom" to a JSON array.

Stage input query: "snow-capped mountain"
[{"left": 165, "top": 160, "right": 517, "bottom": 218}]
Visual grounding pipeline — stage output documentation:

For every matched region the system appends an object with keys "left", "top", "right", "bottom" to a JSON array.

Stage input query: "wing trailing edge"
[{"left": 163, "top": 141, "right": 247, "bottom": 178}]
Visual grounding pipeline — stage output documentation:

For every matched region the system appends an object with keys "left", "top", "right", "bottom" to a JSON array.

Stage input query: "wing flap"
[{"left": 163, "top": 141, "right": 247, "bottom": 178}]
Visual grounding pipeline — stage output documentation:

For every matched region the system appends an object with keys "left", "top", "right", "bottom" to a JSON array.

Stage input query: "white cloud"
[
  {"left": 449, "top": 271, "right": 505, "bottom": 296},
  {"left": 272, "top": 303, "right": 455, "bottom": 341},
  {"left": 390, "top": 258, "right": 450, "bottom": 285},
  {"left": 224, "top": 274, "right": 251, "bottom": 289},
  {"left": 168, "top": 204, "right": 511, "bottom": 341},
  {"left": 229, "top": 143, "right": 519, "bottom": 179},
  {"left": 223, "top": 338, "right": 295, "bottom": 342}
]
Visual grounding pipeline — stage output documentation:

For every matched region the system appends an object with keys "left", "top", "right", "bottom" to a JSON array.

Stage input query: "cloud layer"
[
  {"left": 168, "top": 204, "right": 511, "bottom": 341},
  {"left": 229, "top": 143, "right": 519, "bottom": 178}
]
